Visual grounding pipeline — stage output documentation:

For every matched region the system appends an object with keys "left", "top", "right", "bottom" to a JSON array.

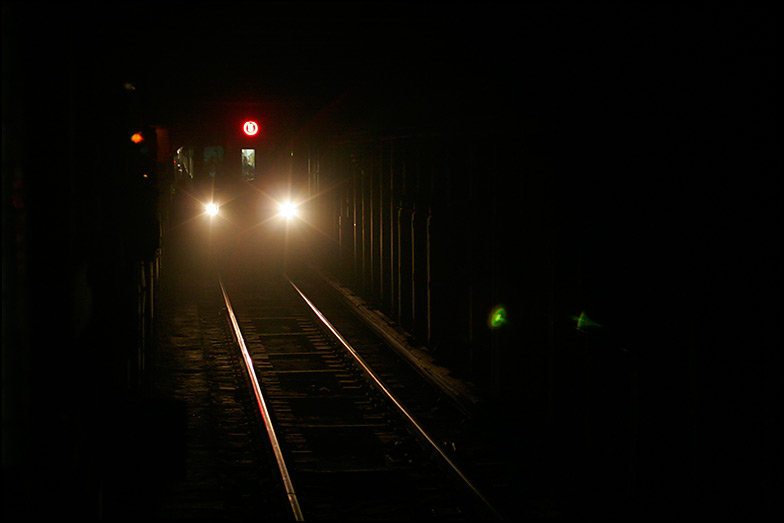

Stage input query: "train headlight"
[
  {"left": 205, "top": 202, "right": 219, "bottom": 217},
  {"left": 278, "top": 201, "right": 298, "bottom": 219}
]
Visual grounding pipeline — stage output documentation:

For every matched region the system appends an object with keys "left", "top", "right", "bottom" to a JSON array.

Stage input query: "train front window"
[
  {"left": 204, "top": 145, "right": 224, "bottom": 178},
  {"left": 241, "top": 149, "right": 255, "bottom": 181}
]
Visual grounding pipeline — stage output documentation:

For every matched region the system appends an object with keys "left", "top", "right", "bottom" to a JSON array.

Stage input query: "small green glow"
[
  {"left": 490, "top": 307, "right": 507, "bottom": 328},
  {"left": 570, "top": 311, "right": 601, "bottom": 331}
]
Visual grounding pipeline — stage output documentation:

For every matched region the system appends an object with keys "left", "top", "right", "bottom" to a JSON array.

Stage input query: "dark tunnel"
[{"left": 3, "top": 2, "right": 779, "bottom": 520}]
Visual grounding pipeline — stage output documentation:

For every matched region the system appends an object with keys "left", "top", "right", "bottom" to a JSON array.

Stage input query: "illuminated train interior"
[{"left": 3, "top": 3, "right": 778, "bottom": 521}]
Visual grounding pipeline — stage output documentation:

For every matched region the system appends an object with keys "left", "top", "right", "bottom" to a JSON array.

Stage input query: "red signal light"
[
  {"left": 131, "top": 132, "right": 144, "bottom": 144},
  {"left": 243, "top": 121, "right": 259, "bottom": 136}
]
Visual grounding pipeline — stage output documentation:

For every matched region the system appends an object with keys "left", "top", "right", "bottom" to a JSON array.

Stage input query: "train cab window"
[
  {"left": 241, "top": 148, "right": 255, "bottom": 181},
  {"left": 204, "top": 145, "right": 224, "bottom": 178},
  {"left": 176, "top": 146, "right": 193, "bottom": 179}
]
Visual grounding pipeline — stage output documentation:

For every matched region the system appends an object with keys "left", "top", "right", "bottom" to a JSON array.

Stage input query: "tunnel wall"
[
  {"left": 3, "top": 7, "right": 169, "bottom": 518},
  {"left": 304, "top": 128, "right": 554, "bottom": 403},
  {"left": 295, "top": 60, "right": 779, "bottom": 515}
]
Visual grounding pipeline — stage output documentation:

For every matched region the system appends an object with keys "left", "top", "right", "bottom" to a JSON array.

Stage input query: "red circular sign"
[{"left": 243, "top": 120, "right": 259, "bottom": 136}]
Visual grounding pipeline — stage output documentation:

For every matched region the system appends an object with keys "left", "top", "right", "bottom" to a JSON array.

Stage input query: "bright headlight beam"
[
  {"left": 206, "top": 202, "right": 219, "bottom": 217},
  {"left": 278, "top": 201, "right": 298, "bottom": 219}
]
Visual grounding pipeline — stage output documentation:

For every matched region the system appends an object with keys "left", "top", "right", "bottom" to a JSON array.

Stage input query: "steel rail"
[
  {"left": 286, "top": 276, "right": 504, "bottom": 521},
  {"left": 219, "top": 276, "right": 305, "bottom": 521}
]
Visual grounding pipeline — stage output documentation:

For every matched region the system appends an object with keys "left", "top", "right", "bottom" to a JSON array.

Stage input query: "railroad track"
[{"left": 217, "top": 273, "right": 505, "bottom": 521}]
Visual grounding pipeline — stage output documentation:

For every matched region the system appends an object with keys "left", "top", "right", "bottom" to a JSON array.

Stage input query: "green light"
[
  {"left": 490, "top": 306, "right": 507, "bottom": 328},
  {"left": 570, "top": 311, "right": 601, "bottom": 331}
]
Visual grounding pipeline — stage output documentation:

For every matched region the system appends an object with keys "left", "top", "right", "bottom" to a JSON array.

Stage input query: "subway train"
[
  {"left": 165, "top": 113, "right": 313, "bottom": 277},
  {"left": 6, "top": 4, "right": 776, "bottom": 520}
]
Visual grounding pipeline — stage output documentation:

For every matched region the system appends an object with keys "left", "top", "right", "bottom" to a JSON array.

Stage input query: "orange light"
[
  {"left": 131, "top": 132, "right": 144, "bottom": 144},
  {"left": 243, "top": 121, "right": 259, "bottom": 136}
]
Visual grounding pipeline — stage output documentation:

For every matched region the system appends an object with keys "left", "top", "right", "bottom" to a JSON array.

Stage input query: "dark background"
[{"left": 4, "top": 2, "right": 779, "bottom": 520}]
